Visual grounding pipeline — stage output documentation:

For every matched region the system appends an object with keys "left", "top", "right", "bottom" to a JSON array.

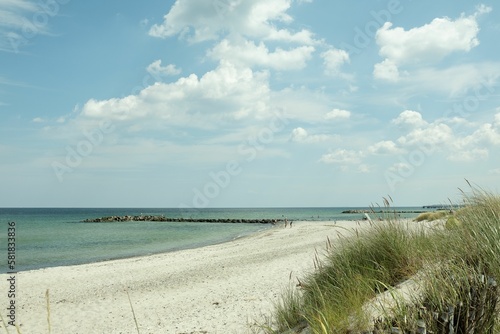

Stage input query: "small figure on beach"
[
  {"left": 284, "top": 218, "right": 288, "bottom": 228},
  {"left": 290, "top": 221, "right": 293, "bottom": 228}
]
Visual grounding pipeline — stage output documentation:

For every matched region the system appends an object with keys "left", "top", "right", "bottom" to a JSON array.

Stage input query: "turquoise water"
[{"left": 0, "top": 207, "right": 426, "bottom": 272}]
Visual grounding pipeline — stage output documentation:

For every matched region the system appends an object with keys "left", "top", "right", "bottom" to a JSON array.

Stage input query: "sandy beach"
[{"left": 1, "top": 220, "right": 366, "bottom": 334}]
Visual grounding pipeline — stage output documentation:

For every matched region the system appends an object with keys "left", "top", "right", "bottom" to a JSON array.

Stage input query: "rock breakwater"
[{"left": 82, "top": 215, "right": 282, "bottom": 224}]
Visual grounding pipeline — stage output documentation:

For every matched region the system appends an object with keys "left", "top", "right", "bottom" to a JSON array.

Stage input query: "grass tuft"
[
  {"left": 46, "top": 289, "right": 51, "bottom": 334},
  {"left": 414, "top": 210, "right": 449, "bottom": 222}
]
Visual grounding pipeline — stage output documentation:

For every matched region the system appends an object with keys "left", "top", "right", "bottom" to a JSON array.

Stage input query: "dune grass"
[
  {"left": 268, "top": 217, "right": 441, "bottom": 333},
  {"left": 414, "top": 210, "right": 449, "bottom": 222},
  {"left": 266, "top": 186, "right": 500, "bottom": 333}
]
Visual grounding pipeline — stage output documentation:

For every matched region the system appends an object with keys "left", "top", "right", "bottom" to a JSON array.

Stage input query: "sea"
[{"left": 0, "top": 207, "right": 427, "bottom": 273}]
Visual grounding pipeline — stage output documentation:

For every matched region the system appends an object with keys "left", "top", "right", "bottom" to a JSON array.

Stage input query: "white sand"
[{"left": 1, "top": 220, "right": 366, "bottom": 334}]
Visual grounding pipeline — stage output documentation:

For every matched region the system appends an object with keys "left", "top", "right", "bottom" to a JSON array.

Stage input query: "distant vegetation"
[
  {"left": 414, "top": 210, "right": 449, "bottom": 222},
  {"left": 264, "top": 185, "right": 500, "bottom": 333}
]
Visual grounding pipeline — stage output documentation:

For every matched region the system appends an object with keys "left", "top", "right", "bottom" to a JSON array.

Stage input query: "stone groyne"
[{"left": 82, "top": 215, "right": 282, "bottom": 224}]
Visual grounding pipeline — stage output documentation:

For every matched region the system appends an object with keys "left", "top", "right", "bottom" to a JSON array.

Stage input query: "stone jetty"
[{"left": 82, "top": 215, "right": 282, "bottom": 224}]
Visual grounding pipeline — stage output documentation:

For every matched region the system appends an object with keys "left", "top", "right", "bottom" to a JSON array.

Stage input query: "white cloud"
[
  {"left": 265, "top": 28, "right": 317, "bottom": 44},
  {"left": 321, "top": 48, "right": 349, "bottom": 76},
  {"left": 149, "top": 0, "right": 317, "bottom": 44},
  {"left": 447, "top": 122, "right": 500, "bottom": 161},
  {"left": 368, "top": 141, "right": 402, "bottom": 155},
  {"left": 290, "top": 127, "right": 308, "bottom": 142},
  {"left": 377, "top": 11, "right": 484, "bottom": 65},
  {"left": 319, "top": 149, "right": 362, "bottom": 165},
  {"left": 146, "top": 60, "right": 181, "bottom": 78},
  {"left": 290, "top": 127, "right": 332, "bottom": 143},
  {"left": 373, "top": 59, "right": 400, "bottom": 82},
  {"left": 208, "top": 39, "right": 314, "bottom": 70},
  {"left": 32, "top": 117, "right": 44, "bottom": 123},
  {"left": 450, "top": 118, "right": 500, "bottom": 156},
  {"left": 388, "top": 162, "right": 411, "bottom": 173},
  {"left": 374, "top": 6, "right": 491, "bottom": 81},
  {"left": 474, "top": 4, "right": 493, "bottom": 17},
  {"left": 325, "top": 108, "right": 351, "bottom": 120},
  {"left": 494, "top": 111, "right": 500, "bottom": 127},
  {"left": 389, "top": 111, "right": 500, "bottom": 163},
  {"left": 392, "top": 110, "right": 427, "bottom": 128},
  {"left": 397, "top": 123, "right": 453, "bottom": 147},
  {"left": 440, "top": 116, "right": 476, "bottom": 127},
  {"left": 0, "top": 0, "right": 49, "bottom": 51},
  {"left": 80, "top": 60, "right": 271, "bottom": 127},
  {"left": 319, "top": 111, "right": 500, "bottom": 172},
  {"left": 468, "top": 123, "right": 500, "bottom": 146}
]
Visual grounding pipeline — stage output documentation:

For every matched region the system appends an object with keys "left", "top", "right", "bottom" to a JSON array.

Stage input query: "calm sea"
[{"left": 0, "top": 207, "right": 425, "bottom": 273}]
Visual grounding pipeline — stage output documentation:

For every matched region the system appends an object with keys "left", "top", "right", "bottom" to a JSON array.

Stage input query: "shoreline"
[
  {"left": 8, "top": 223, "right": 274, "bottom": 274},
  {"left": 0, "top": 220, "right": 369, "bottom": 334}
]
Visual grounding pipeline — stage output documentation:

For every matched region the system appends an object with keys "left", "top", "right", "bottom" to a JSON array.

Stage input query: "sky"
[{"left": 1, "top": 0, "right": 500, "bottom": 208}]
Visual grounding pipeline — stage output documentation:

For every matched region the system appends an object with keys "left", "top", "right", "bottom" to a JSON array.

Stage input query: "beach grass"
[
  {"left": 266, "top": 185, "right": 500, "bottom": 333},
  {"left": 414, "top": 210, "right": 449, "bottom": 222}
]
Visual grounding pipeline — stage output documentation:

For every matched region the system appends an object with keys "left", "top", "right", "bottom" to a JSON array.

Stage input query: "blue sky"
[{"left": 1, "top": 0, "right": 499, "bottom": 208}]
